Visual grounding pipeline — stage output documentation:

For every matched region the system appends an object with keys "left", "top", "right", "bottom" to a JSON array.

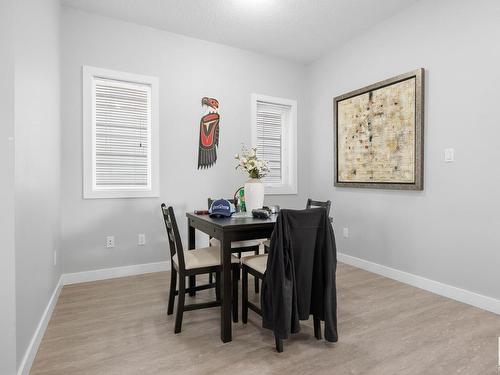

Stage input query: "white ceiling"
[{"left": 61, "top": 0, "right": 418, "bottom": 64}]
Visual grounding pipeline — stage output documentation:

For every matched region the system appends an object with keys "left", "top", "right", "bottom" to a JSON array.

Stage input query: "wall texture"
[
  {"left": 0, "top": 0, "right": 17, "bottom": 372},
  {"left": 60, "top": 8, "right": 308, "bottom": 274},
  {"left": 307, "top": 0, "right": 500, "bottom": 299},
  {"left": 14, "top": 0, "right": 62, "bottom": 369}
]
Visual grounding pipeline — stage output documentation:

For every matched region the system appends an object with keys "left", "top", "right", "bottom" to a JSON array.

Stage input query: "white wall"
[
  {"left": 61, "top": 8, "right": 308, "bottom": 274},
  {"left": 14, "top": 0, "right": 62, "bottom": 369},
  {"left": 0, "top": 0, "right": 17, "bottom": 373},
  {"left": 307, "top": 0, "right": 500, "bottom": 300}
]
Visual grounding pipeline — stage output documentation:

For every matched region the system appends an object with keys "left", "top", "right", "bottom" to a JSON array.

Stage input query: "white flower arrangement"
[{"left": 234, "top": 145, "right": 269, "bottom": 179}]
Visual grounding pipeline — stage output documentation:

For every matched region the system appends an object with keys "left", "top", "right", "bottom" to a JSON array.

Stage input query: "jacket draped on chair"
[{"left": 261, "top": 208, "right": 338, "bottom": 342}]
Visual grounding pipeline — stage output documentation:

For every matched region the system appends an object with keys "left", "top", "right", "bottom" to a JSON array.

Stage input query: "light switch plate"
[
  {"left": 444, "top": 148, "right": 455, "bottom": 162},
  {"left": 342, "top": 227, "right": 349, "bottom": 238}
]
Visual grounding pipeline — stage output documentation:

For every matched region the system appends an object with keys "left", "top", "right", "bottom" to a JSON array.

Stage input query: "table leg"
[
  {"left": 188, "top": 222, "right": 196, "bottom": 296},
  {"left": 220, "top": 234, "right": 232, "bottom": 343}
]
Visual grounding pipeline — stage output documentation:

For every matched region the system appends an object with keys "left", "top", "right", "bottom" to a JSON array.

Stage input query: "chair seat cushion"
[
  {"left": 241, "top": 254, "right": 268, "bottom": 275},
  {"left": 172, "top": 246, "right": 239, "bottom": 270},
  {"left": 210, "top": 237, "right": 264, "bottom": 249}
]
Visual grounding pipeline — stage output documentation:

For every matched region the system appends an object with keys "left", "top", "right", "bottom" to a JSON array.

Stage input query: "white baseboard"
[
  {"left": 338, "top": 252, "right": 500, "bottom": 315},
  {"left": 17, "top": 275, "right": 63, "bottom": 375},
  {"left": 62, "top": 261, "right": 170, "bottom": 285}
]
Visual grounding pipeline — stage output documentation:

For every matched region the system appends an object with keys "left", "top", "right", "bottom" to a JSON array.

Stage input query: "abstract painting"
[{"left": 334, "top": 69, "right": 424, "bottom": 190}]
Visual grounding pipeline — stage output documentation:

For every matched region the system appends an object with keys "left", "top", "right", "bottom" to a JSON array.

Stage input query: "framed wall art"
[
  {"left": 198, "top": 96, "right": 220, "bottom": 169},
  {"left": 334, "top": 68, "right": 424, "bottom": 190}
]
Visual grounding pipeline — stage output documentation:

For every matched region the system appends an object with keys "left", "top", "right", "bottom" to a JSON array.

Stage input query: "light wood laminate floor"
[{"left": 31, "top": 263, "right": 500, "bottom": 375}]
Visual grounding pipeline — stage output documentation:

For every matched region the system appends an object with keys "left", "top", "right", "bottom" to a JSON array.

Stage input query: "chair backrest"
[
  {"left": 207, "top": 198, "right": 235, "bottom": 210},
  {"left": 306, "top": 198, "right": 331, "bottom": 216},
  {"left": 161, "top": 204, "right": 185, "bottom": 271}
]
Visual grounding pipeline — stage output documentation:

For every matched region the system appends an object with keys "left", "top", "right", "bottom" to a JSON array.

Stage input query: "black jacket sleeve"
[{"left": 261, "top": 214, "right": 298, "bottom": 339}]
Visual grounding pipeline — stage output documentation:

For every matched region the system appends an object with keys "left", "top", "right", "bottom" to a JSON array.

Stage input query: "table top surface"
[{"left": 186, "top": 212, "right": 277, "bottom": 229}]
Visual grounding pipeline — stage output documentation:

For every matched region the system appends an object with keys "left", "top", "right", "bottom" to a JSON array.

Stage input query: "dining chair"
[
  {"left": 243, "top": 254, "right": 308, "bottom": 353},
  {"left": 241, "top": 209, "right": 329, "bottom": 352},
  {"left": 161, "top": 204, "right": 240, "bottom": 333},
  {"left": 208, "top": 198, "right": 262, "bottom": 293},
  {"left": 262, "top": 198, "right": 332, "bottom": 251},
  {"left": 306, "top": 198, "right": 332, "bottom": 215}
]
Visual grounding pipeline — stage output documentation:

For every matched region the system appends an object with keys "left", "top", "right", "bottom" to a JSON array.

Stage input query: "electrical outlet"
[
  {"left": 138, "top": 234, "right": 146, "bottom": 246},
  {"left": 444, "top": 148, "right": 455, "bottom": 162},
  {"left": 106, "top": 236, "right": 115, "bottom": 248},
  {"left": 53, "top": 250, "right": 57, "bottom": 266},
  {"left": 342, "top": 227, "right": 349, "bottom": 238}
]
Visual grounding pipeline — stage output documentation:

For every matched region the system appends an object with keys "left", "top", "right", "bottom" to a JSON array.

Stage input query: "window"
[
  {"left": 83, "top": 66, "right": 159, "bottom": 198},
  {"left": 251, "top": 94, "right": 297, "bottom": 195}
]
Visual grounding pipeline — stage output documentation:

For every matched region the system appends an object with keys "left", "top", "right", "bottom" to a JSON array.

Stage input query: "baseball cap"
[{"left": 209, "top": 199, "right": 235, "bottom": 218}]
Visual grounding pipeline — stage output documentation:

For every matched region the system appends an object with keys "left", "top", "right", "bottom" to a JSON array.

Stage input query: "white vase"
[{"left": 244, "top": 178, "right": 265, "bottom": 212}]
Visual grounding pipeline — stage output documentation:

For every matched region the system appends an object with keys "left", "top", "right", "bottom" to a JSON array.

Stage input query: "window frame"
[
  {"left": 83, "top": 66, "right": 159, "bottom": 199},
  {"left": 251, "top": 93, "right": 298, "bottom": 195}
]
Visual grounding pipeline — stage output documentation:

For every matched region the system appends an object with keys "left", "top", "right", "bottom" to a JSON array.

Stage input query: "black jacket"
[{"left": 261, "top": 208, "right": 338, "bottom": 342}]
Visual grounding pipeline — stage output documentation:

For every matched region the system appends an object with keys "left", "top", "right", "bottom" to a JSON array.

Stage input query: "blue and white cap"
[{"left": 209, "top": 199, "right": 235, "bottom": 218}]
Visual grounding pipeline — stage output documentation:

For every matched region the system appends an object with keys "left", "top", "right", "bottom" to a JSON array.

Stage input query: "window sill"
[
  {"left": 264, "top": 185, "right": 298, "bottom": 195},
  {"left": 83, "top": 189, "right": 159, "bottom": 199}
]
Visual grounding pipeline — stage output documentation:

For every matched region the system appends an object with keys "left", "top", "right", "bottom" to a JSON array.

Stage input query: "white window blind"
[
  {"left": 252, "top": 94, "right": 297, "bottom": 195},
  {"left": 94, "top": 78, "right": 151, "bottom": 189},
  {"left": 83, "top": 66, "right": 159, "bottom": 199},
  {"left": 256, "top": 101, "right": 289, "bottom": 185}
]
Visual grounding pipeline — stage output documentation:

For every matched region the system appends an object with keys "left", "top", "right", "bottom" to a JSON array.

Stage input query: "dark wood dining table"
[{"left": 186, "top": 212, "right": 277, "bottom": 343}]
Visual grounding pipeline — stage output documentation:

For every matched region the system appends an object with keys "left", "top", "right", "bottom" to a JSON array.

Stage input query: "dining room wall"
[
  {"left": 0, "top": 1, "right": 17, "bottom": 373},
  {"left": 60, "top": 8, "right": 309, "bottom": 274},
  {"left": 306, "top": 0, "right": 500, "bottom": 300},
  {"left": 14, "top": 0, "right": 63, "bottom": 370}
]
